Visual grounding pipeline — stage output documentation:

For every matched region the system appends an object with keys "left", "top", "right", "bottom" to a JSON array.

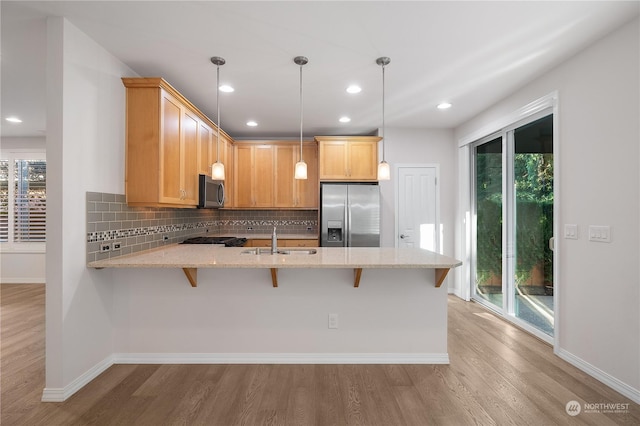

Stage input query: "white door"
[{"left": 397, "top": 165, "right": 439, "bottom": 251}]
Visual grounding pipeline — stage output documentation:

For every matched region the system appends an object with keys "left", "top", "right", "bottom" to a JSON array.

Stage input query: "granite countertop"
[{"left": 87, "top": 245, "right": 462, "bottom": 270}]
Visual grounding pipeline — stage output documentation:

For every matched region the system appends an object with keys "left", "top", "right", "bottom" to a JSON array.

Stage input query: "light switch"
[
  {"left": 564, "top": 224, "right": 578, "bottom": 239},
  {"left": 588, "top": 225, "right": 611, "bottom": 243}
]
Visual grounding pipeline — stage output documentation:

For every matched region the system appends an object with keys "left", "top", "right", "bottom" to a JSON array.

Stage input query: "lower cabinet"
[{"left": 246, "top": 239, "right": 318, "bottom": 248}]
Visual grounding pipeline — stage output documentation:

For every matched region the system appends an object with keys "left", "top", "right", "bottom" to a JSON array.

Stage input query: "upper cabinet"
[
  {"left": 233, "top": 141, "right": 318, "bottom": 209},
  {"left": 315, "top": 136, "right": 381, "bottom": 181},
  {"left": 234, "top": 143, "right": 274, "bottom": 208},
  {"left": 122, "top": 77, "right": 233, "bottom": 208}
]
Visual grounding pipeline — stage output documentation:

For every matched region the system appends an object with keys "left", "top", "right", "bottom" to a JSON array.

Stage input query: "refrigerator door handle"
[{"left": 346, "top": 200, "right": 351, "bottom": 247}]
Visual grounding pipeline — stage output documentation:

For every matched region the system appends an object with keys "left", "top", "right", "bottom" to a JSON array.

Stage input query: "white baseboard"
[
  {"left": 0, "top": 278, "right": 45, "bottom": 284},
  {"left": 113, "top": 352, "right": 450, "bottom": 365},
  {"left": 556, "top": 348, "right": 640, "bottom": 404},
  {"left": 41, "top": 355, "right": 114, "bottom": 402},
  {"left": 41, "top": 352, "right": 449, "bottom": 401}
]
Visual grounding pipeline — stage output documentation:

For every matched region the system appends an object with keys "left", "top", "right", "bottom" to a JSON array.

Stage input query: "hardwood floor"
[{"left": 2, "top": 283, "right": 638, "bottom": 425}]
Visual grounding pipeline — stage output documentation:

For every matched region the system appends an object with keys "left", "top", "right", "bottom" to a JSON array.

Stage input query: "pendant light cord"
[
  {"left": 299, "top": 62, "right": 303, "bottom": 161},
  {"left": 216, "top": 64, "right": 220, "bottom": 163},
  {"left": 381, "top": 62, "right": 385, "bottom": 162}
]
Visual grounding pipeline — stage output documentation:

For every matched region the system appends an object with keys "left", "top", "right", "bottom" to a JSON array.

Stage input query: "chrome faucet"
[{"left": 271, "top": 226, "right": 277, "bottom": 254}]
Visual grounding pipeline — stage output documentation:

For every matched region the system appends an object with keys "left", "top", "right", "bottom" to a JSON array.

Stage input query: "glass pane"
[
  {"left": 14, "top": 160, "right": 46, "bottom": 242},
  {"left": 0, "top": 160, "right": 8, "bottom": 242},
  {"left": 474, "top": 137, "right": 503, "bottom": 309},
  {"left": 513, "top": 115, "right": 553, "bottom": 335}
]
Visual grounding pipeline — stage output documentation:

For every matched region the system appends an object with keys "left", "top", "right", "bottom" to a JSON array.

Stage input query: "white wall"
[
  {"left": 44, "top": 17, "right": 137, "bottom": 399},
  {"left": 1, "top": 137, "right": 47, "bottom": 283},
  {"left": 379, "top": 128, "right": 457, "bottom": 287},
  {"left": 112, "top": 268, "right": 448, "bottom": 360},
  {"left": 455, "top": 18, "right": 639, "bottom": 401}
]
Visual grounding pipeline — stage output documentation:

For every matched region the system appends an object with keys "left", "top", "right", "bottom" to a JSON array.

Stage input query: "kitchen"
[{"left": 1, "top": 0, "right": 639, "bottom": 420}]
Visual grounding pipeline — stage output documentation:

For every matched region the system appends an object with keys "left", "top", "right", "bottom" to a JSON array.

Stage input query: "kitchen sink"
[
  {"left": 240, "top": 248, "right": 317, "bottom": 255},
  {"left": 277, "top": 249, "right": 317, "bottom": 255},
  {"left": 241, "top": 248, "right": 274, "bottom": 255}
]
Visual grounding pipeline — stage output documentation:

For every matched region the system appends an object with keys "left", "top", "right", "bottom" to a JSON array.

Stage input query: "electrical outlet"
[
  {"left": 100, "top": 243, "right": 111, "bottom": 252},
  {"left": 112, "top": 242, "right": 122, "bottom": 251},
  {"left": 328, "top": 313, "right": 339, "bottom": 329}
]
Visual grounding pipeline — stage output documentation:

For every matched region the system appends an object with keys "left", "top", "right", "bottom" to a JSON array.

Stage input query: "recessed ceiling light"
[
  {"left": 246, "top": 121, "right": 258, "bottom": 127},
  {"left": 5, "top": 116, "right": 22, "bottom": 123},
  {"left": 339, "top": 116, "right": 351, "bottom": 123},
  {"left": 219, "top": 85, "right": 234, "bottom": 93},
  {"left": 437, "top": 102, "right": 452, "bottom": 110},
  {"left": 346, "top": 85, "right": 361, "bottom": 94}
]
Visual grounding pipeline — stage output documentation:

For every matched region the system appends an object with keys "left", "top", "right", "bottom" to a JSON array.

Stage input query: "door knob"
[{"left": 400, "top": 234, "right": 408, "bottom": 239}]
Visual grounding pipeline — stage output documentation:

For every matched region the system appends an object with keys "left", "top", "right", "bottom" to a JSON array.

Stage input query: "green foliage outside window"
[{"left": 476, "top": 152, "right": 553, "bottom": 286}]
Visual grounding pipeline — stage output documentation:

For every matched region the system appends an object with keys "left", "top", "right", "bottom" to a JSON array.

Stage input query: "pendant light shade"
[
  {"left": 294, "top": 161, "right": 308, "bottom": 180},
  {"left": 211, "top": 161, "right": 225, "bottom": 180},
  {"left": 377, "top": 161, "right": 391, "bottom": 180},
  {"left": 294, "top": 56, "right": 308, "bottom": 180},
  {"left": 376, "top": 56, "right": 391, "bottom": 181},
  {"left": 211, "top": 56, "right": 226, "bottom": 181}
]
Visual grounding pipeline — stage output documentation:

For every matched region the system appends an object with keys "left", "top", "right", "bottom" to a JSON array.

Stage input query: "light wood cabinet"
[
  {"left": 123, "top": 77, "right": 233, "bottom": 208},
  {"left": 246, "top": 239, "right": 318, "bottom": 248},
  {"left": 234, "top": 144, "right": 274, "bottom": 208},
  {"left": 220, "top": 134, "right": 234, "bottom": 207},
  {"left": 234, "top": 141, "right": 318, "bottom": 209},
  {"left": 196, "top": 120, "right": 213, "bottom": 176},
  {"left": 296, "top": 144, "right": 319, "bottom": 208},
  {"left": 316, "top": 136, "right": 381, "bottom": 181},
  {"left": 280, "top": 239, "right": 318, "bottom": 247}
]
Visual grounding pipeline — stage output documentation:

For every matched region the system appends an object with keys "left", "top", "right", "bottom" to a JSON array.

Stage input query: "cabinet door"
[
  {"left": 197, "top": 121, "right": 213, "bottom": 176},
  {"left": 295, "top": 143, "right": 319, "bottom": 207},
  {"left": 281, "top": 239, "right": 318, "bottom": 247},
  {"left": 253, "top": 145, "right": 275, "bottom": 207},
  {"left": 319, "top": 141, "right": 348, "bottom": 179},
  {"left": 221, "top": 135, "right": 233, "bottom": 207},
  {"left": 159, "top": 92, "right": 183, "bottom": 204},
  {"left": 182, "top": 109, "right": 199, "bottom": 205},
  {"left": 348, "top": 141, "right": 378, "bottom": 180},
  {"left": 274, "top": 145, "right": 295, "bottom": 207},
  {"left": 234, "top": 145, "right": 254, "bottom": 207}
]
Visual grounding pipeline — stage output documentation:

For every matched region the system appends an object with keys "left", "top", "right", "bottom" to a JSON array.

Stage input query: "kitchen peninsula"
[
  {"left": 88, "top": 245, "right": 462, "bottom": 364},
  {"left": 88, "top": 244, "right": 461, "bottom": 288}
]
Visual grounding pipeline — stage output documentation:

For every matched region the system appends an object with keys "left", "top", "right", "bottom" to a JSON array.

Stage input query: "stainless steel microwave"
[{"left": 198, "top": 174, "right": 224, "bottom": 208}]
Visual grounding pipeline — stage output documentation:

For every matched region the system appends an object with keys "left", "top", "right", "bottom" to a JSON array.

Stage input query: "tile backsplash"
[{"left": 86, "top": 192, "right": 318, "bottom": 262}]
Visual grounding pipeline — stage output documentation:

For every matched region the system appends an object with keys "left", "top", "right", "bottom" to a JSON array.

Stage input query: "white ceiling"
[{"left": 2, "top": 1, "right": 638, "bottom": 139}]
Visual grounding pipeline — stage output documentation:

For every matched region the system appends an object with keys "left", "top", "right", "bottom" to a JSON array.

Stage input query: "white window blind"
[
  {"left": 0, "top": 154, "right": 46, "bottom": 247},
  {"left": 0, "top": 160, "right": 8, "bottom": 242},
  {"left": 13, "top": 160, "right": 46, "bottom": 242}
]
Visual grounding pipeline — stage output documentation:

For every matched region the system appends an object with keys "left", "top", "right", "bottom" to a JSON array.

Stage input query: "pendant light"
[
  {"left": 210, "top": 56, "right": 226, "bottom": 180},
  {"left": 294, "top": 56, "right": 308, "bottom": 180},
  {"left": 376, "top": 56, "right": 391, "bottom": 181}
]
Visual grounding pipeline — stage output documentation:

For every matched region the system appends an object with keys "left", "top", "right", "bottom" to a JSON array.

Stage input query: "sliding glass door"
[
  {"left": 473, "top": 137, "right": 503, "bottom": 310},
  {"left": 472, "top": 113, "right": 554, "bottom": 338}
]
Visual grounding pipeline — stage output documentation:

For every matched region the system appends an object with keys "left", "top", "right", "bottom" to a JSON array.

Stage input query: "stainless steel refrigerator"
[{"left": 320, "top": 183, "right": 380, "bottom": 247}]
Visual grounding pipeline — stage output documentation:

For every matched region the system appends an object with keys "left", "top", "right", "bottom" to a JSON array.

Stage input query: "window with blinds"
[
  {"left": 0, "top": 157, "right": 46, "bottom": 245},
  {"left": 0, "top": 160, "right": 8, "bottom": 242},
  {"left": 14, "top": 160, "right": 46, "bottom": 242}
]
